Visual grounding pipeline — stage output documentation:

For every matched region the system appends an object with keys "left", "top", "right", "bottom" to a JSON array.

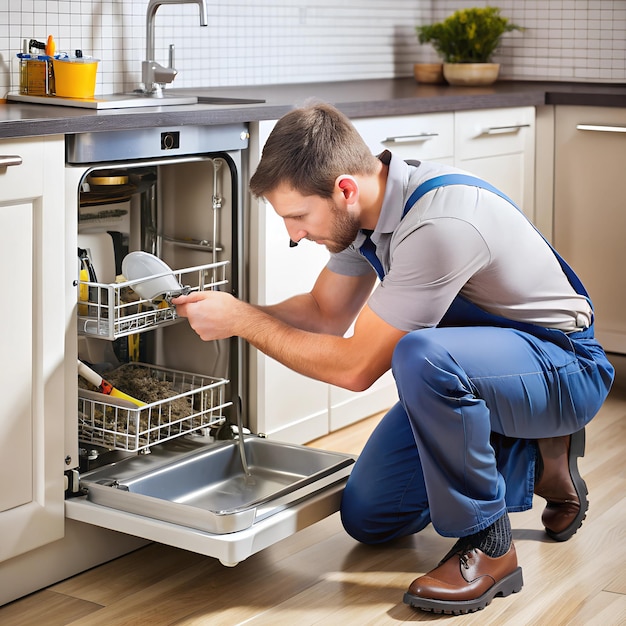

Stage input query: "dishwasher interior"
[{"left": 64, "top": 125, "right": 354, "bottom": 566}]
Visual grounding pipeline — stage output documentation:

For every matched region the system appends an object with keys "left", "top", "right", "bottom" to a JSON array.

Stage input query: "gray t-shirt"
[{"left": 326, "top": 152, "right": 592, "bottom": 333}]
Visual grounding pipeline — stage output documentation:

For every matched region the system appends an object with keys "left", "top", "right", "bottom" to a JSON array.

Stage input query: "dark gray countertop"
[{"left": 1, "top": 78, "right": 624, "bottom": 139}]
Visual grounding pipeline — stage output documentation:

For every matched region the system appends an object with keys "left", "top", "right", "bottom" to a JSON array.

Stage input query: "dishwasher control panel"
[{"left": 66, "top": 124, "right": 248, "bottom": 163}]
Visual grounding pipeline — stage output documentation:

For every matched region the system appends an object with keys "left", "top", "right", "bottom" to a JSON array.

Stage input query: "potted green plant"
[{"left": 416, "top": 6, "right": 523, "bottom": 86}]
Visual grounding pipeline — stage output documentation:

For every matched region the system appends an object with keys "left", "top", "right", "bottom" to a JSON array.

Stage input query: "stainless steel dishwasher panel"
[{"left": 66, "top": 125, "right": 249, "bottom": 164}]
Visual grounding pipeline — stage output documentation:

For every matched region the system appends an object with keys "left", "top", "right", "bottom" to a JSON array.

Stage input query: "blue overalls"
[{"left": 340, "top": 175, "right": 614, "bottom": 543}]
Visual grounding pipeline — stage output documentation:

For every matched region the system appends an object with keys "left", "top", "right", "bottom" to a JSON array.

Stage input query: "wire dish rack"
[
  {"left": 77, "top": 261, "right": 228, "bottom": 340},
  {"left": 78, "top": 363, "right": 231, "bottom": 452}
]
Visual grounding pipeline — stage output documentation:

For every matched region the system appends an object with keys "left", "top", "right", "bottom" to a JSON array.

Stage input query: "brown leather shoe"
[
  {"left": 534, "top": 428, "right": 588, "bottom": 541},
  {"left": 403, "top": 543, "right": 523, "bottom": 615}
]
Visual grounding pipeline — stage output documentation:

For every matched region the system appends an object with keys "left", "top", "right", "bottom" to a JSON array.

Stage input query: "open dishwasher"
[{"left": 64, "top": 124, "right": 354, "bottom": 566}]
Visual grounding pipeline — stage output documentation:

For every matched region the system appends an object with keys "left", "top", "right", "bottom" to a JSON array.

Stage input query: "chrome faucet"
[{"left": 141, "top": 0, "right": 208, "bottom": 96}]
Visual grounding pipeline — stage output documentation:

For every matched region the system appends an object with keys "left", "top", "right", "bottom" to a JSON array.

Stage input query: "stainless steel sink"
[
  {"left": 7, "top": 92, "right": 265, "bottom": 110},
  {"left": 98, "top": 92, "right": 200, "bottom": 108},
  {"left": 81, "top": 436, "right": 354, "bottom": 534},
  {"left": 105, "top": 92, "right": 266, "bottom": 107}
]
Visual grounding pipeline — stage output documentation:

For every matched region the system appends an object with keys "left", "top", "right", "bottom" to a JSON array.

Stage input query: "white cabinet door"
[
  {"left": 554, "top": 106, "right": 626, "bottom": 354},
  {"left": 0, "top": 136, "right": 66, "bottom": 562},
  {"left": 248, "top": 121, "right": 330, "bottom": 443},
  {"left": 454, "top": 107, "right": 536, "bottom": 221}
]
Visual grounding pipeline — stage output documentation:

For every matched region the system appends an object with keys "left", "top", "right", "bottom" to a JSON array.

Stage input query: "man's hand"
[{"left": 172, "top": 290, "right": 244, "bottom": 341}]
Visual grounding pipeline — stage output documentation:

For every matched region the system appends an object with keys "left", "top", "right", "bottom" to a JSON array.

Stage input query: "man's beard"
[{"left": 324, "top": 200, "right": 361, "bottom": 254}]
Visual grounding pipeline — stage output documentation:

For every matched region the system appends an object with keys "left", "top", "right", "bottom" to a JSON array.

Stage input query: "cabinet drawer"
[
  {"left": 455, "top": 107, "right": 535, "bottom": 160},
  {"left": 0, "top": 137, "right": 44, "bottom": 202},
  {"left": 352, "top": 113, "right": 454, "bottom": 161}
]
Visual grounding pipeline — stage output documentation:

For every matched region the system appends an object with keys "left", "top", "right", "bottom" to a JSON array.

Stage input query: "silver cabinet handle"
[
  {"left": 0, "top": 155, "right": 23, "bottom": 167},
  {"left": 479, "top": 124, "right": 530, "bottom": 136},
  {"left": 576, "top": 124, "right": 626, "bottom": 134},
  {"left": 383, "top": 133, "right": 439, "bottom": 143}
]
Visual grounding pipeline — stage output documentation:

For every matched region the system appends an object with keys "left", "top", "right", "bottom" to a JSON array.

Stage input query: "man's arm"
[
  {"left": 173, "top": 268, "right": 406, "bottom": 391},
  {"left": 256, "top": 267, "right": 376, "bottom": 336}
]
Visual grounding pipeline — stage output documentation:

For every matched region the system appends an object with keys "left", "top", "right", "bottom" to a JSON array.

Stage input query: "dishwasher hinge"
[{"left": 64, "top": 468, "right": 83, "bottom": 497}]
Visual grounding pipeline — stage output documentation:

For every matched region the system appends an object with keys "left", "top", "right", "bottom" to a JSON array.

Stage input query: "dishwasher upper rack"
[
  {"left": 78, "top": 363, "right": 231, "bottom": 453},
  {"left": 77, "top": 260, "right": 228, "bottom": 340}
]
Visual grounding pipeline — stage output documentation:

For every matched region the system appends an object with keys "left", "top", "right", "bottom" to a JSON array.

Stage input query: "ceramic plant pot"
[
  {"left": 443, "top": 63, "right": 500, "bottom": 86},
  {"left": 413, "top": 63, "right": 445, "bottom": 84}
]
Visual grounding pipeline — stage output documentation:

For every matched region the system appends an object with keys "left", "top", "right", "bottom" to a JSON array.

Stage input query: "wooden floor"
[{"left": 2, "top": 388, "right": 626, "bottom": 625}]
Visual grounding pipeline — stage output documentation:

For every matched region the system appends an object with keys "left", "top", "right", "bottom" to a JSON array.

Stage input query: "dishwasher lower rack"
[
  {"left": 77, "top": 260, "right": 228, "bottom": 340},
  {"left": 78, "top": 363, "right": 230, "bottom": 453}
]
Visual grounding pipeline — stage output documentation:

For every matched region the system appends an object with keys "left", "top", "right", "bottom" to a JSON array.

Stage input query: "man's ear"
[{"left": 336, "top": 175, "right": 358, "bottom": 203}]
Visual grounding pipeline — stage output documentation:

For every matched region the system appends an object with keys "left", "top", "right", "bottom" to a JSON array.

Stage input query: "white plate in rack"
[{"left": 122, "top": 251, "right": 182, "bottom": 301}]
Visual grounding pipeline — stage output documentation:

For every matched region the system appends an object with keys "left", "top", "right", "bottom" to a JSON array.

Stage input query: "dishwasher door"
[
  {"left": 66, "top": 435, "right": 353, "bottom": 567},
  {"left": 66, "top": 480, "right": 347, "bottom": 568}
]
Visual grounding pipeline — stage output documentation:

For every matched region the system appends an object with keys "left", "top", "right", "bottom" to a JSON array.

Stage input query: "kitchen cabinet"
[
  {"left": 248, "top": 120, "right": 331, "bottom": 443},
  {"left": 0, "top": 138, "right": 141, "bottom": 606},
  {"left": 0, "top": 136, "right": 66, "bottom": 561},
  {"left": 454, "top": 107, "right": 536, "bottom": 220},
  {"left": 554, "top": 105, "right": 626, "bottom": 354}
]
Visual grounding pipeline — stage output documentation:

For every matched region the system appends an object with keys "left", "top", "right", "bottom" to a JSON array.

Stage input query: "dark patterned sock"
[{"left": 468, "top": 512, "right": 512, "bottom": 558}]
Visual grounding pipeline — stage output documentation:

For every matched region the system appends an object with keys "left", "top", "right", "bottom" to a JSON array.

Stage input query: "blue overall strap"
[
  {"left": 359, "top": 231, "right": 385, "bottom": 281},
  {"left": 402, "top": 173, "right": 591, "bottom": 301},
  {"left": 402, "top": 174, "right": 516, "bottom": 218},
  {"left": 360, "top": 174, "right": 515, "bottom": 282}
]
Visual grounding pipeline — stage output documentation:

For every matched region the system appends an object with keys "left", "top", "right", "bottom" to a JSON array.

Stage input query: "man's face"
[{"left": 266, "top": 184, "right": 361, "bottom": 254}]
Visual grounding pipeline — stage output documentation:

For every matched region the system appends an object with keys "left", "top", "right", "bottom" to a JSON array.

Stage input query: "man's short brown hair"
[{"left": 249, "top": 101, "right": 380, "bottom": 200}]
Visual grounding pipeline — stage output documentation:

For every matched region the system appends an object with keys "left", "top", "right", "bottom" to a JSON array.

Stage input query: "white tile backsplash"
[{"left": 1, "top": 0, "right": 624, "bottom": 98}]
